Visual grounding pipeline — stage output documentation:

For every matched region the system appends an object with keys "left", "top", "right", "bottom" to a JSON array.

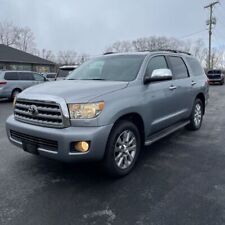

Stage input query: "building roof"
[{"left": 0, "top": 44, "right": 55, "bottom": 65}]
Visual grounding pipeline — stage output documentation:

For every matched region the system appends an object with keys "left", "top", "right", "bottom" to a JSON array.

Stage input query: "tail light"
[{"left": 0, "top": 81, "right": 7, "bottom": 86}]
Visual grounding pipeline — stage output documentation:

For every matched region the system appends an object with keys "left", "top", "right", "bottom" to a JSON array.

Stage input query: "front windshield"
[{"left": 66, "top": 55, "right": 145, "bottom": 82}]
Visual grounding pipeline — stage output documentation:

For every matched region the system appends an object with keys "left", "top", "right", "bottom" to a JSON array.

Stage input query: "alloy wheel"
[{"left": 114, "top": 130, "right": 137, "bottom": 170}]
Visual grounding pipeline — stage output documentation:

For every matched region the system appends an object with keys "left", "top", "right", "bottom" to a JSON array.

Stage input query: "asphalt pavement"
[{"left": 1, "top": 86, "right": 225, "bottom": 225}]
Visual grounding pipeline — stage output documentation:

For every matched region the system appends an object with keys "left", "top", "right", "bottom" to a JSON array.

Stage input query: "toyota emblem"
[{"left": 28, "top": 105, "right": 38, "bottom": 116}]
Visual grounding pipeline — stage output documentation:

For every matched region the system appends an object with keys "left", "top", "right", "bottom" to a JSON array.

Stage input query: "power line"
[
  {"left": 180, "top": 29, "right": 207, "bottom": 39},
  {"left": 204, "top": 1, "right": 220, "bottom": 69}
]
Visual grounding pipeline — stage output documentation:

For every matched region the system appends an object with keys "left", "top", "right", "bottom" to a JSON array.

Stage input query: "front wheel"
[
  {"left": 11, "top": 89, "right": 21, "bottom": 101},
  {"left": 187, "top": 99, "right": 203, "bottom": 131},
  {"left": 103, "top": 120, "right": 141, "bottom": 177}
]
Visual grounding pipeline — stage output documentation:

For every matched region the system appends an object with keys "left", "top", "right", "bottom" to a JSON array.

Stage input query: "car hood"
[{"left": 20, "top": 80, "right": 128, "bottom": 103}]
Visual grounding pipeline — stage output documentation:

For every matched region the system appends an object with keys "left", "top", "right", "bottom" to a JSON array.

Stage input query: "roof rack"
[{"left": 143, "top": 49, "right": 192, "bottom": 56}]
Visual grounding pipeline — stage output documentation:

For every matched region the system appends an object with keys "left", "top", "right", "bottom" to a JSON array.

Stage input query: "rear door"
[{"left": 167, "top": 56, "right": 193, "bottom": 120}]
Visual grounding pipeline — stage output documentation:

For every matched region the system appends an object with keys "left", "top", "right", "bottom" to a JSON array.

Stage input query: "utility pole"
[{"left": 204, "top": 1, "right": 219, "bottom": 69}]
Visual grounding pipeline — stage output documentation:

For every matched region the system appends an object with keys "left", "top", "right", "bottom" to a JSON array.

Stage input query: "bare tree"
[
  {"left": 210, "top": 48, "right": 225, "bottom": 69},
  {"left": 132, "top": 36, "right": 184, "bottom": 51},
  {"left": 76, "top": 53, "right": 90, "bottom": 64},
  {"left": 0, "top": 21, "right": 36, "bottom": 54},
  {"left": 57, "top": 50, "right": 78, "bottom": 65},
  {"left": 16, "top": 27, "right": 36, "bottom": 53},
  {"left": 0, "top": 21, "right": 20, "bottom": 46},
  {"left": 106, "top": 36, "right": 222, "bottom": 69},
  {"left": 36, "top": 49, "right": 55, "bottom": 62},
  {"left": 188, "top": 39, "right": 208, "bottom": 66},
  {"left": 105, "top": 40, "right": 133, "bottom": 53}
]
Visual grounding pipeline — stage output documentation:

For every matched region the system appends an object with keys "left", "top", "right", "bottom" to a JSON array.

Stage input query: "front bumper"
[
  {"left": 208, "top": 78, "right": 224, "bottom": 83},
  {"left": 6, "top": 115, "right": 113, "bottom": 162}
]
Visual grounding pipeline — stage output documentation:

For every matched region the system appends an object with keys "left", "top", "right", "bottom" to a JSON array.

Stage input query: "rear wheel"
[
  {"left": 103, "top": 120, "right": 141, "bottom": 177},
  {"left": 187, "top": 99, "right": 203, "bottom": 131}
]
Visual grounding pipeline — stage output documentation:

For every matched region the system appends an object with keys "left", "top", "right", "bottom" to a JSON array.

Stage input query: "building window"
[
  {"left": 8, "top": 64, "right": 32, "bottom": 71},
  {"left": 34, "top": 65, "right": 50, "bottom": 73}
]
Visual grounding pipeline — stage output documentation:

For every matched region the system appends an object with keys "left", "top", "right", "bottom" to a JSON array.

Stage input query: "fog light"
[{"left": 74, "top": 141, "right": 89, "bottom": 152}]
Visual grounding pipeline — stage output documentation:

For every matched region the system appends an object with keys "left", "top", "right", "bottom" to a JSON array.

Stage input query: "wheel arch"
[
  {"left": 196, "top": 93, "right": 205, "bottom": 115},
  {"left": 11, "top": 88, "right": 22, "bottom": 99},
  {"left": 110, "top": 112, "right": 145, "bottom": 146}
]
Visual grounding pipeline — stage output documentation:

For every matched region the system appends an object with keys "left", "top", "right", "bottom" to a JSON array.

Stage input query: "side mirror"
[{"left": 144, "top": 69, "right": 172, "bottom": 84}]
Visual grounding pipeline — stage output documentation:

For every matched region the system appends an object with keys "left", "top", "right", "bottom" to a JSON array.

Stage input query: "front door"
[{"left": 143, "top": 55, "right": 179, "bottom": 135}]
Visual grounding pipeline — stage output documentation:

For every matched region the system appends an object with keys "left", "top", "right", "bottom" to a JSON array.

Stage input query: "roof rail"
[
  {"left": 103, "top": 51, "right": 117, "bottom": 55},
  {"left": 143, "top": 49, "right": 192, "bottom": 56}
]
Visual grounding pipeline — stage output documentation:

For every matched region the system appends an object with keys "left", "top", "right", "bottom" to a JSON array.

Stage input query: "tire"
[
  {"left": 11, "top": 89, "right": 21, "bottom": 101},
  {"left": 187, "top": 99, "right": 203, "bottom": 131},
  {"left": 103, "top": 120, "right": 141, "bottom": 177},
  {"left": 220, "top": 81, "right": 224, "bottom": 85}
]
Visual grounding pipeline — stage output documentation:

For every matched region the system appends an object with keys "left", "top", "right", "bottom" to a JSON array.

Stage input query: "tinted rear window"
[
  {"left": 169, "top": 56, "right": 189, "bottom": 79},
  {"left": 19, "top": 72, "right": 34, "bottom": 80},
  {"left": 186, "top": 57, "right": 204, "bottom": 76},
  {"left": 4, "top": 72, "right": 19, "bottom": 80}
]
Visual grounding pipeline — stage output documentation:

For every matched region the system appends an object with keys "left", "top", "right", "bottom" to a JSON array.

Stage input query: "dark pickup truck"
[{"left": 207, "top": 69, "right": 224, "bottom": 85}]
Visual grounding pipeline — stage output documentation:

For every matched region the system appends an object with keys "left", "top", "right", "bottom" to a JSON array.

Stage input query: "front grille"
[
  {"left": 10, "top": 130, "right": 58, "bottom": 151},
  {"left": 14, "top": 99, "right": 64, "bottom": 128},
  {"left": 208, "top": 75, "right": 221, "bottom": 79}
]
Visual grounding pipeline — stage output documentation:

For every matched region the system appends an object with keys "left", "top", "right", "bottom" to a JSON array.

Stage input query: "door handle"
[
  {"left": 169, "top": 85, "right": 177, "bottom": 91},
  {"left": 191, "top": 81, "right": 197, "bottom": 86}
]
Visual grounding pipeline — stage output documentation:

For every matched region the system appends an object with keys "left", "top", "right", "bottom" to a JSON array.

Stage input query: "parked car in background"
[
  {"left": 207, "top": 69, "right": 224, "bottom": 85},
  {"left": 6, "top": 50, "right": 209, "bottom": 177},
  {"left": 0, "top": 71, "right": 48, "bottom": 100},
  {"left": 56, "top": 65, "right": 78, "bottom": 80},
  {"left": 42, "top": 72, "right": 57, "bottom": 81}
]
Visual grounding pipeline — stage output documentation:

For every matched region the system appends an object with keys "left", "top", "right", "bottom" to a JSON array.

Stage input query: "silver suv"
[
  {"left": 6, "top": 50, "right": 209, "bottom": 176},
  {"left": 0, "top": 70, "right": 47, "bottom": 100}
]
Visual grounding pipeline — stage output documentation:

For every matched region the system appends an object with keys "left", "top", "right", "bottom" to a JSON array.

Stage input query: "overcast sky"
[{"left": 1, "top": 0, "right": 225, "bottom": 54}]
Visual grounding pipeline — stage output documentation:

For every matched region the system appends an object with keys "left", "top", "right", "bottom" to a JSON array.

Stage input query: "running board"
[{"left": 145, "top": 121, "right": 190, "bottom": 146}]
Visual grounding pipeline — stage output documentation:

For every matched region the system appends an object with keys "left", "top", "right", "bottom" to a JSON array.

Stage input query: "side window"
[
  {"left": 19, "top": 72, "right": 34, "bottom": 81},
  {"left": 46, "top": 74, "right": 55, "bottom": 79},
  {"left": 186, "top": 57, "right": 204, "bottom": 76},
  {"left": 33, "top": 73, "right": 45, "bottom": 81},
  {"left": 169, "top": 56, "right": 189, "bottom": 79},
  {"left": 4, "top": 72, "right": 19, "bottom": 80},
  {"left": 146, "top": 56, "right": 168, "bottom": 76}
]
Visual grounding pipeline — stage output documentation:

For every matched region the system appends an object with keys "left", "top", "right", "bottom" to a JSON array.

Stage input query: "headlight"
[{"left": 68, "top": 102, "right": 105, "bottom": 119}]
